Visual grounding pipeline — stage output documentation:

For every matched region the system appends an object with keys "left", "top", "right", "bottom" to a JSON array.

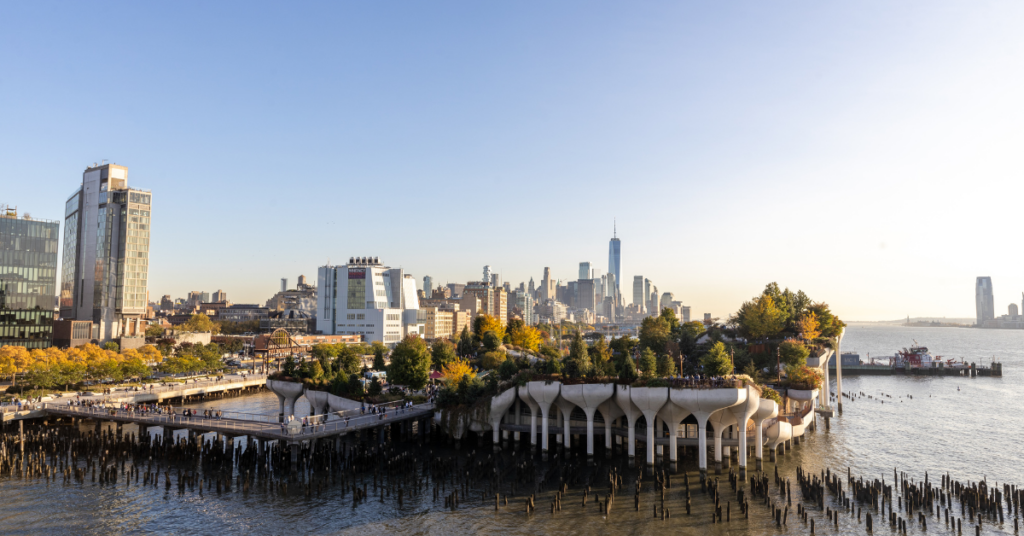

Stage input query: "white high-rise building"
[
  {"left": 976, "top": 277, "right": 994, "bottom": 326},
  {"left": 317, "top": 257, "right": 422, "bottom": 345},
  {"left": 633, "top": 276, "right": 645, "bottom": 314},
  {"left": 60, "top": 163, "right": 152, "bottom": 344}
]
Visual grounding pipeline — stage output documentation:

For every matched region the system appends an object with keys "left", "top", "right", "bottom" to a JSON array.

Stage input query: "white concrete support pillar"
[
  {"left": 752, "top": 398, "right": 777, "bottom": 470},
  {"left": 630, "top": 387, "right": 669, "bottom": 466},
  {"left": 526, "top": 381, "right": 561, "bottom": 453},
  {"left": 672, "top": 387, "right": 745, "bottom": 477},
  {"left": 654, "top": 416, "right": 664, "bottom": 457},
  {"left": 614, "top": 385, "right": 641, "bottom": 459},
  {"left": 561, "top": 384, "right": 614, "bottom": 458},
  {"left": 835, "top": 329, "right": 845, "bottom": 414},
  {"left": 513, "top": 399, "right": 521, "bottom": 441},
  {"left": 488, "top": 387, "right": 516, "bottom": 449},
  {"left": 517, "top": 386, "right": 540, "bottom": 447},
  {"left": 554, "top": 397, "right": 574, "bottom": 450}
]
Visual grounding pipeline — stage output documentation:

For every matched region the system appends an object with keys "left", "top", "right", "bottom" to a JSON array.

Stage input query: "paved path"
[{"left": 41, "top": 402, "right": 435, "bottom": 443}]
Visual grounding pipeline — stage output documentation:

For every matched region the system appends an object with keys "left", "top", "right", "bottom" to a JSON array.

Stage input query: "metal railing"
[{"left": 41, "top": 401, "right": 436, "bottom": 438}]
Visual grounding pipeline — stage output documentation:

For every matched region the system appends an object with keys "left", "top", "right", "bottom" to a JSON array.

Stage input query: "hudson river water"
[{"left": 1, "top": 324, "right": 1020, "bottom": 535}]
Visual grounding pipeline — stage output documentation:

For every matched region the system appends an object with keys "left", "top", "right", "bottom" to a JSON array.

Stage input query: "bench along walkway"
[{"left": 40, "top": 401, "right": 435, "bottom": 444}]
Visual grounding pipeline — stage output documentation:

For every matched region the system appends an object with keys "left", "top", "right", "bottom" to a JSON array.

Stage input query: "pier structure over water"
[{"left": 458, "top": 378, "right": 821, "bottom": 478}]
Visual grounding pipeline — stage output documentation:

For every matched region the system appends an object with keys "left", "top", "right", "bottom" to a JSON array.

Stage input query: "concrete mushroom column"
[
  {"left": 560, "top": 383, "right": 614, "bottom": 457},
  {"left": 708, "top": 410, "right": 737, "bottom": 474},
  {"left": 614, "top": 385, "right": 642, "bottom": 458},
  {"left": 267, "top": 380, "right": 304, "bottom": 421},
  {"left": 304, "top": 389, "right": 330, "bottom": 416},
  {"left": 672, "top": 387, "right": 745, "bottom": 477},
  {"left": 517, "top": 384, "right": 540, "bottom": 447},
  {"left": 598, "top": 399, "right": 624, "bottom": 454},
  {"left": 728, "top": 385, "right": 762, "bottom": 478},
  {"left": 630, "top": 387, "right": 669, "bottom": 465},
  {"left": 656, "top": 400, "right": 691, "bottom": 463},
  {"left": 526, "top": 381, "right": 561, "bottom": 452},
  {"left": 488, "top": 387, "right": 518, "bottom": 448},
  {"left": 752, "top": 399, "right": 778, "bottom": 470},
  {"left": 554, "top": 396, "right": 576, "bottom": 449}
]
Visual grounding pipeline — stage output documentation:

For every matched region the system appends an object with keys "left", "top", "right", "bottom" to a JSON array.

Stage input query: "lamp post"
[{"left": 776, "top": 346, "right": 781, "bottom": 383}]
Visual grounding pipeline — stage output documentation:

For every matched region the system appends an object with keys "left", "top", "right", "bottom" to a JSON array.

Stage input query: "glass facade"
[
  {"left": 0, "top": 214, "right": 59, "bottom": 349},
  {"left": 347, "top": 268, "right": 366, "bottom": 309}
]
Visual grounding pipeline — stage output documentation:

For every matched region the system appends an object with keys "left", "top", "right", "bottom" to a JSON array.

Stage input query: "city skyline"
[{"left": 3, "top": 2, "right": 1024, "bottom": 320}]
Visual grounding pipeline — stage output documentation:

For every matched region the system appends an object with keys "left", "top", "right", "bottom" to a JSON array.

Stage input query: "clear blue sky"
[{"left": 3, "top": 1, "right": 1023, "bottom": 321}]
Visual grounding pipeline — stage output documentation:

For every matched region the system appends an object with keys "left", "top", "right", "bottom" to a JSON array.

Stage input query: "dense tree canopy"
[{"left": 386, "top": 336, "right": 431, "bottom": 390}]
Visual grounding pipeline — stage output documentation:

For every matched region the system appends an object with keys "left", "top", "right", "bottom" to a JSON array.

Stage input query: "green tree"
[
  {"left": 482, "top": 330, "right": 502, "bottom": 352},
  {"left": 498, "top": 357, "right": 519, "bottom": 381},
  {"left": 386, "top": 336, "right": 431, "bottom": 390},
  {"left": 638, "top": 316, "right": 671, "bottom": 354},
  {"left": 656, "top": 352, "right": 677, "bottom": 377},
  {"left": 481, "top": 350, "right": 506, "bottom": 370},
  {"left": 145, "top": 324, "right": 164, "bottom": 338},
  {"left": 372, "top": 350, "right": 387, "bottom": 371},
  {"left": 700, "top": 341, "right": 733, "bottom": 376},
  {"left": 367, "top": 376, "right": 383, "bottom": 396},
  {"left": 179, "top": 313, "right": 220, "bottom": 334},
  {"left": 588, "top": 337, "right": 615, "bottom": 376},
  {"left": 538, "top": 344, "right": 561, "bottom": 361},
  {"left": 562, "top": 332, "right": 591, "bottom": 379},
  {"left": 430, "top": 339, "right": 457, "bottom": 370},
  {"left": 659, "top": 308, "right": 680, "bottom": 331},
  {"left": 347, "top": 373, "right": 365, "bottom": 398},
  {"left": 457, "top": 326, "right": 475, "bottom": 357},
  {"left": 103, "top": 342, "right": 119, "bottom": 353},
  {"left": 119, "top": 356, "right": 150, "bottom": 379},
  {"left": 618, "top": 358, "right": 639, "bottom": 382},
  {"left": 638, "top": 348, "right": 657, "bottom": 379},
  {"left": 737, "top": 295, "right": 787, "bottom": 340},
  {"left": 806, "top": 302, "right": 845, "bottom": 339},
  {"left": 336, "top": 345, "right": 362, "bottom": 375},
  {"left": 778, "top": 338, "right": 810, "bottom": 368}
]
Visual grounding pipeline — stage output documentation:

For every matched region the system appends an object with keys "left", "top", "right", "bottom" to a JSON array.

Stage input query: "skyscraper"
[
  {"left": 976, "top": 277, "right": 994, "bottom": 326},
  {"left": 579, "top": 262, "right": 591, "bottom": 280},
  {"left": 1, "top": 206, "right": 59, "bottom": 349},
  {"left": 483, "top": 265, "right": 492, "bottom": 285},
  {"left": 423, "top": 275, "right": 432, "bottom": 294},
  {"left": 60, "top": 163, "right": 151, "bottom": 345},
  {"left": 608, "top": 221, "right": 621, "bottom": 297},
  {"left": 632, "top": 276, "right": 645, "bottom": 313},
  {"left": 541, "top": 267, "right": 555, "bottom": 301}
]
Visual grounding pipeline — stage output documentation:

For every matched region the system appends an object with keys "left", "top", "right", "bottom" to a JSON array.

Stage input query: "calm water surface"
[{"left": 1, "top": 324, "right": 1021, "bottom": 535}]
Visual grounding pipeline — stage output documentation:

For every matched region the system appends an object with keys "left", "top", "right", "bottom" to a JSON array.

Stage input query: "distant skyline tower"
[
  {"left": 608, "top": 220, "right": 621, "bottom": 297},
  {"left": 976, "top": 277, "right": 994, "bottom": 326},
  {"left": 632, "top": 276, "right": 645, "bottom": 313},
  {"left": 578, "top": 262, "right": 591, "bottom": 280},
  {"left": 423, "top": 275, "right": 432, "bottom": 294},
  {"left": 483, "top": 265, "right": 492, "bottom": 284}
]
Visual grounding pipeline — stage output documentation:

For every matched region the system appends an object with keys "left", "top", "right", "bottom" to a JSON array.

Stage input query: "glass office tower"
[
  {"left": 61, "top": 164, "right": 152, "bottom": 343},
  {"left": 0, "top": 207, "right": 60, "bottom": 349}
]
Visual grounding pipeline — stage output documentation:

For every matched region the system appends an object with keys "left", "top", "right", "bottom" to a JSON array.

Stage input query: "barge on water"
[{"left": 828, "top": 346, "right": 1003, "bottom": 377}]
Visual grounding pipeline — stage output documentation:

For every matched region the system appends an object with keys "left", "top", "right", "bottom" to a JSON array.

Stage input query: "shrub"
[{"left": 481, "top": 350, "right": 506, "bottom": 370}]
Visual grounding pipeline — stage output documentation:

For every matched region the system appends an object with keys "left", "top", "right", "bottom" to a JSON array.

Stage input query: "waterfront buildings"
[
  {"left": 975, "top": 277, "right": 994, "bottom": 326},
  {"left": 315, "top": 257, "right": 422, "bottom": 345},
  {"left": 0, "top": 206, "right": 59, "bottom": 349},
  {"left": 59, "top": 163, "right": 151, "bottom": 347}
]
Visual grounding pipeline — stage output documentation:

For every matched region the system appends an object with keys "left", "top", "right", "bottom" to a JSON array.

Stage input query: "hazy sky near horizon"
[{"left": 2, "top": 1, "right": 1023, "bottom": 321}]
